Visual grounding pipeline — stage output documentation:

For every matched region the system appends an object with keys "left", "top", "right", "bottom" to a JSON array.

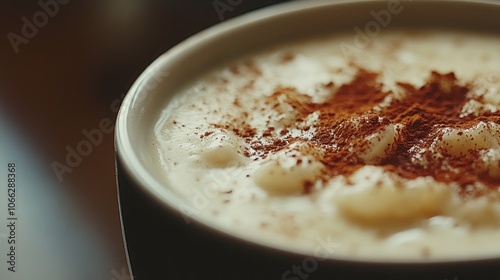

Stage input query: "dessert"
[{"left": 154, "top": 29, "right": 500, "bottom": 260}]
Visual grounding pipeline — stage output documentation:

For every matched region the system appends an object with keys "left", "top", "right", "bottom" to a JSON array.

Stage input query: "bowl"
[{"left": 115, "top": 1, "right": 500, "bottom": 279}]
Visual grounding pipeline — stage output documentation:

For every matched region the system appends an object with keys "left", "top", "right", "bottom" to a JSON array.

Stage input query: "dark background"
[{"left": 0, "top": 0, "right": 290, "bottom": 279}]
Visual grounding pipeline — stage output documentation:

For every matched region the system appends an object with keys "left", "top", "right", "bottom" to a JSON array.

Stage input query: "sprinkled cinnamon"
[{"left": 230, "top": 68, "right": 500, "bottom": 195}]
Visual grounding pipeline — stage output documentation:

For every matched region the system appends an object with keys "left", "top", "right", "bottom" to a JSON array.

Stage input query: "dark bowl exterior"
[{"left": 117, "top": 158, "right": 500, "bottom": 280}]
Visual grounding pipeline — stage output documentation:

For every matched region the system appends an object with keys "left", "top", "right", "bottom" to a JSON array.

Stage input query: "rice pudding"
[{"left": 154, "top": 29, "right": 500, "bottom": 261}]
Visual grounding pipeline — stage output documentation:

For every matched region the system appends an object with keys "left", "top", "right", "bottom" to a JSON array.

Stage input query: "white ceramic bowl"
[{"left": 115, "top": 0, "right": 500, "bottom": 278}]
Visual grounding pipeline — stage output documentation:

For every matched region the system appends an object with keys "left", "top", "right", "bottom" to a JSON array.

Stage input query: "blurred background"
[{"left": 0, "top": 1, "right": 290, "bottom": 279}]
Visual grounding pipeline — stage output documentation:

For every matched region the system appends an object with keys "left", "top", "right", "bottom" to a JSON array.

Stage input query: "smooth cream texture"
[{"left": 155, "top": 30, "right": 500, "bottom": 260}]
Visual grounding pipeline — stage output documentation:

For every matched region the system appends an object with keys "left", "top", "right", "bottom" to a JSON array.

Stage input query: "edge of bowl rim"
[{"left": 115, "top": 0, "right": 500, "bottom": 265}]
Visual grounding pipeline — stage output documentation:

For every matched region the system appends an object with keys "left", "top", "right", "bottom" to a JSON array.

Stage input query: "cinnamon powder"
[{"left": 231, "top": 69, "right": 500, "bottom": 195}]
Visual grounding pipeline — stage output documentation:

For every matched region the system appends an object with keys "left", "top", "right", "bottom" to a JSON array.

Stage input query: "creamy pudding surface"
[{"left": 154, "top": 29, "right": 500, "bottom": 261}]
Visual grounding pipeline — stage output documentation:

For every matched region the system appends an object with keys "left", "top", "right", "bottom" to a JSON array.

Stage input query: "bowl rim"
[{"left": 115, "top": 0, "right": 500, "bottom": 265}]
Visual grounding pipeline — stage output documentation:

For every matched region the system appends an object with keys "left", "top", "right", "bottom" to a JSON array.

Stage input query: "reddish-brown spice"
[{"left": 224, "top": 68, "right": 500, "bottom": 195}]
